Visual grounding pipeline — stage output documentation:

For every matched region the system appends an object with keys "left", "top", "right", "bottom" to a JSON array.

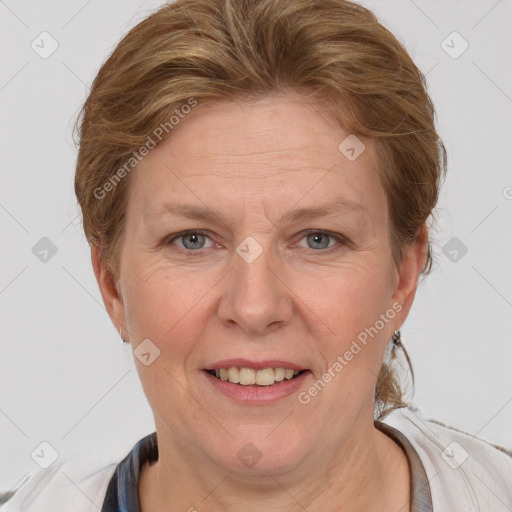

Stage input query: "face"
[{"left": 95, "top": 92, "right": 423, "bottom": 477}]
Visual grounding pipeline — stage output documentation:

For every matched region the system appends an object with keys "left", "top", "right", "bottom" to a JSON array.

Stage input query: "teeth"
[
  {"left": 210, "top": 367, "right": 303, "bottom": 386},
  {"left": 256, "top": 368, "right": 275, "bottom": 386},
  {"left": 239, "top": 367, "right": 256, "bottom": 385},
  {"left": 274, "top": 367, "right": 285, "bottom": 381},
  {"left": 227, "top": 367, "right": 240, "bottom": 383}
]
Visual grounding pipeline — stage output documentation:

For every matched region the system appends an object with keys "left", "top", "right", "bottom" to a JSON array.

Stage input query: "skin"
[{"left": 92, "top": 91, "right": 427, "bottom": 512}]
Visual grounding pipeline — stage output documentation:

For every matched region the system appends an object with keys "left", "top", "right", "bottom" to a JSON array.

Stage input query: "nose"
[{"left": 217, "top": 239, "right": 293, "bottom": 336}]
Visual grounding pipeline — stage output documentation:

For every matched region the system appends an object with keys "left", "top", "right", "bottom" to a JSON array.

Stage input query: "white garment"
[
  {"left": 2, "top": 404, "right": 511, "bottom": 511},
  {"left": 385, "top": 405, "right": 512, "bottom": 511}
]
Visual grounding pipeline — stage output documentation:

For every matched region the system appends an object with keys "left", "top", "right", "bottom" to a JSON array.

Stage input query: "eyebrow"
[{"left": 144, "top": 198, "right": 367, "bottom": 226}]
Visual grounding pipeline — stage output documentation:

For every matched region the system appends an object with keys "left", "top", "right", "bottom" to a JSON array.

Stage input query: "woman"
[{"left": 4, "top": 0, "right": 511, "bottom": 510}]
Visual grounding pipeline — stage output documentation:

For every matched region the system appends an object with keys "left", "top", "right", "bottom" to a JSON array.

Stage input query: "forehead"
[{"left": 129, "top": 93, "right": 385, "bottom": 220}]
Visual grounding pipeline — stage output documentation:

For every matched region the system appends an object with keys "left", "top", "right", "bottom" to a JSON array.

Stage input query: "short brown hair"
[{"left": 74, "top": 0, "right": 447, "bottom": 419}]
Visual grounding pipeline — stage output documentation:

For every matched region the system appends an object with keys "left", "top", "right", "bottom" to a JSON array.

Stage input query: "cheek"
[
  {"left": 122, "top": 264, "right": 214, "bottom": 410},
  {"left": 300, "top": 260, "right": 394, "bottom": 393},
  {"left": 305, "top": 259, "right": 394, "bottom": 338},
  {"left": 122, "top": 259, "right": 220, "bottom": 354}
]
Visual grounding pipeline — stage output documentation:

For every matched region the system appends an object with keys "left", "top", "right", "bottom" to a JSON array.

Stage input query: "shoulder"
[
  {"left": 381, "top": 404, "right": 512, "bottom": 511},
  {"left": 0, "top": 444, "right": 123, "bottom": 511}
]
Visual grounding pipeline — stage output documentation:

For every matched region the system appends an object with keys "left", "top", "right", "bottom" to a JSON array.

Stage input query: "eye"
[
  {"left": 167, "top": 230, "right": 214, "bottom": 251},
  {"left": 297, "top": 230, "right": 345, "bottom": 251},
  {"left": 165, "top": 229, "right": 346, "bottom": 253}
]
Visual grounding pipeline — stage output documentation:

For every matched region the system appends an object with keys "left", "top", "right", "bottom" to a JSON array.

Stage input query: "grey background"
[{"left": 1, "top": 0, "right": 511, "bottom": 494}]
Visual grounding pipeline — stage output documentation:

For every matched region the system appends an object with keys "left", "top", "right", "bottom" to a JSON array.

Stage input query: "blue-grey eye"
[
  {"left": 181, "top": 232, "right": 207, "bottom": 250},
  {"left": 306, "top": 232, "right": 332, "bottom": 249}
]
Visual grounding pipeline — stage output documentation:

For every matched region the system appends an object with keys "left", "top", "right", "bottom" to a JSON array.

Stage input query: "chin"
[{"left": 205, "top": 429, "right": 310, "bottom": 476}]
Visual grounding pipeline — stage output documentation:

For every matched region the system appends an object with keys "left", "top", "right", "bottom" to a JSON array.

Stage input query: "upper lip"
[{"left": 204, "top": 359, "right": 308, "bottom": 371}]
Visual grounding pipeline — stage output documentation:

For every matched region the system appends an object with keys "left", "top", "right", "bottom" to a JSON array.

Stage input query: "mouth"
[
  {"left": 204, "top": 367, "right": 308, "bottom": 387},
  {"left": 202, "top": 359, "right": 312, "bottom": 403}
]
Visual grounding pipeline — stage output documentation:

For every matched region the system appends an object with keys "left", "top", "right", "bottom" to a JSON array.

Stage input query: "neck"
[{"left": 138, "top": 416, "right": 410, "bottom": 512}]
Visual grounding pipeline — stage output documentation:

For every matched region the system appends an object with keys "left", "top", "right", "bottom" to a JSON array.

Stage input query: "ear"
[
  {"left": 390, "top": 224, "right": 428, "bottom": 327},
  {"left": 91, "top": 244, "right": 128, "bottom": 339}
]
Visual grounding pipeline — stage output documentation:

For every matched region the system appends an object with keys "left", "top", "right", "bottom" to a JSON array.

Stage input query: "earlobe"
[
  {"left": 391, "top": 225, "right": 428, "bottom": 324},
  {"left": 91, "top": 245, "right": 127, "bottom": 337}
]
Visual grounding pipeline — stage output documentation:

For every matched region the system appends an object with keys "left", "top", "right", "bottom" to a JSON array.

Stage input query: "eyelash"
[{"left": 164, "top": 229, "right": 348, "bottom": 254}]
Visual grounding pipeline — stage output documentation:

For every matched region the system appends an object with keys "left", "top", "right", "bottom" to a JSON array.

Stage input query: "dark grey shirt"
[{"left": 101, "top": 423, "right": 433, "bottom": 511}]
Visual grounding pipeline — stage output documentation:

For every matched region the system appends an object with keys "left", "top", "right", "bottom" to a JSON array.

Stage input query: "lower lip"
[{"left": 202, "top": 370, "right": 311, "bottom": 404}]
